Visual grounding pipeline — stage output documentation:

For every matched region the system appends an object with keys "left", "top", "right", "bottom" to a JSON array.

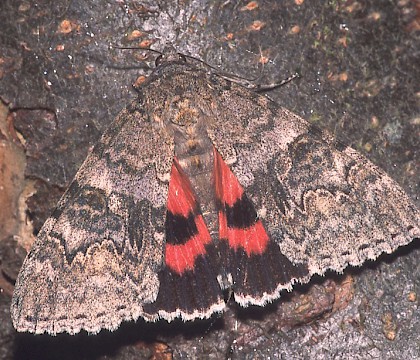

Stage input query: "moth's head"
[{"left": 155, "top": 50, "right": 187, "bottom": 67}]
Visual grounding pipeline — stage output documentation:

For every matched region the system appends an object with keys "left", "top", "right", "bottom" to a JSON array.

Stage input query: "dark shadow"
[{"left": 13, "top": 316, "right": 224, "bottom": 360}]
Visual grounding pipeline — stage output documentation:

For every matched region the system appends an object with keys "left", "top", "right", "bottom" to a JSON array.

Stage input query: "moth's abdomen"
[{"left": 175, "top": 134, "right": 219, "bottom": 238}]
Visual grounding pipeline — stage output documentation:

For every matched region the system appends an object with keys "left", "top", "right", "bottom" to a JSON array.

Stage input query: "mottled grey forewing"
[
  {"left": 11, "top": 105, "right": 174, "bottom": 335},
  {"left": 207, "top": 76, "right": 420, "bottom": 302}
]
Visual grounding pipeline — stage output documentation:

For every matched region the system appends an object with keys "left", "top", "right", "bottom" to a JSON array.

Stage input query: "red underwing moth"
[{"left": 11, "top": 51, "right": 420, "bottom": 335}]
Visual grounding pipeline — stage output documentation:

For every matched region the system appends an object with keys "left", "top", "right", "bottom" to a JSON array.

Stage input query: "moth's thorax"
[{"left": 170, "top": 98, "right": 200, "bottom": 127}]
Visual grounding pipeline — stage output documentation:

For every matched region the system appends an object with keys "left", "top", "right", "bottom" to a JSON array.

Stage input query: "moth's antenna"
[
  {"left": 109, "top": 44, "right": 164, "bottom": 56},
  {"left": 250, "top": 72, "right": 300, "bottom": 92},
  {"left": 111, "top": 45, "right": 299, "bottom": 91},
  {"left": 211, "top": 68, "right": 300, "bottom": 92},
  {"left": 182, "top": 53, "right": 299, "bottom": 91}
]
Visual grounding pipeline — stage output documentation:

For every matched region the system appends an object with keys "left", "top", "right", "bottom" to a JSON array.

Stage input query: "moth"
[{"left": 11, "top": 51, "right": 420, "bottom": 335}]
